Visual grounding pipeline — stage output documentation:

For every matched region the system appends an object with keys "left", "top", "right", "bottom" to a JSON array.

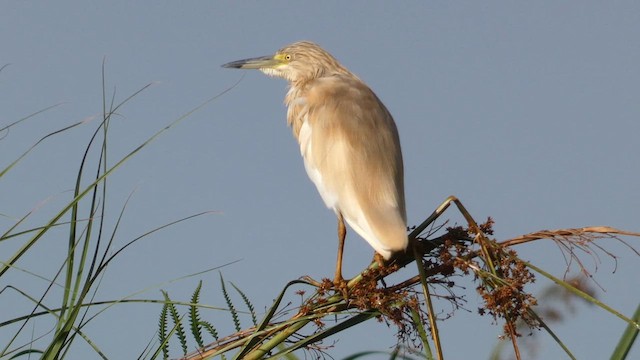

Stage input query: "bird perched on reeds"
[{"left": 223, "top": 41, "right": 407, "bottom": 289}]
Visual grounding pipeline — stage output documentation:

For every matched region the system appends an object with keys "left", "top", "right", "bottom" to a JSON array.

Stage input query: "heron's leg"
[{"left": 334, "top": 213, "right": 348, "bottom": 295}]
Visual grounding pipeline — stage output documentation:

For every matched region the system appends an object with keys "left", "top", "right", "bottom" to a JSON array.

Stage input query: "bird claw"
[
  {"left": 373, "top": 252, "right": 386, "bottom": 267},
  {"left": 333, "top": 275, "right": 349, "bottom": 301}
]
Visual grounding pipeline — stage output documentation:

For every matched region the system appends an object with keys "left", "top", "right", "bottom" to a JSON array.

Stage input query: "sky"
[{"left": 1, "top": 1, "right": 639, "bottom": 359}]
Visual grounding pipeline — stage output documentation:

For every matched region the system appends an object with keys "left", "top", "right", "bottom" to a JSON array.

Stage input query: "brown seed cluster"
[
  {"left": 349, "top": 271, "right": 427, "bottom": 347},
  {"left": 436, "top": 219, "right": 539, "bottom": 337},
  {"left": 471, "top": 224, "right": 539, "bottom": 335},
  {"left": 300, "top": 218, "right": 540, "bottom": 352},
  {"left": 349, "top": 263, "right": 410, "bottom": 322}
]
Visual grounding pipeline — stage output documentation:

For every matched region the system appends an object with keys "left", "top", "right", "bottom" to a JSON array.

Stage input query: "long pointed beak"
[{"left": 221, "top": 55, "right": 282, "bottom": 69}]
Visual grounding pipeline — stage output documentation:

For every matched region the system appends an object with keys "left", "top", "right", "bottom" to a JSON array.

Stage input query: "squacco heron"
[{"left": 223, "top": 41, "right": 407, "bottom": 287}]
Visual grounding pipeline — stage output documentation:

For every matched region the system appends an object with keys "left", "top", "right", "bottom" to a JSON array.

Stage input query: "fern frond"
[
  {"left": 231, "top": 281, "right": 257, "bottom": 326},
  {"left": 158, "top": 294, "right": 170, "bottom": 360},
  {"left": 199, "top": 321, "right": 226, "bottom": 360},
  {"left": 163, "top": 290, "right": 188, "bottom": 355},
  {"left": 189, "top": 280, "right": 204, "bottom": 348},
  {"left": 199, "top": 320, "right": 220, "bottom": 341},
  {"left": 219, "top": 272, "right": 241, "bottom": 331}
]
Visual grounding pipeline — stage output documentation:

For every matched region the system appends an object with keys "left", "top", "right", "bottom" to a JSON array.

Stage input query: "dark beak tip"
[{"left": 221, "top": 61, "right": 240, "bottom": 69}]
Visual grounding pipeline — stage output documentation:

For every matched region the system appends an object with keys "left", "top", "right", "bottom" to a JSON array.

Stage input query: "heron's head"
[{"left": 222, "top": 41, "right": 348, "bottom": 84}]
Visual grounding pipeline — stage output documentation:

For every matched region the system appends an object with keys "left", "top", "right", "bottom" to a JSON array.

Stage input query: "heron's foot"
[
  {"left": 371, "top": 252, "right": 400, "bottom": 287},
  {"left": 373, "top": 252, "right": 386, "bottom": 267},
  {"left": 333, "top": 274, "right": 349, "bottom": 300}
]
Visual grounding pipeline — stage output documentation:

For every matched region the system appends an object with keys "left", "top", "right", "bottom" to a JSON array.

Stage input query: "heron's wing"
[{"left": 301, "top": 76, "right": 407, "bottom": 258}]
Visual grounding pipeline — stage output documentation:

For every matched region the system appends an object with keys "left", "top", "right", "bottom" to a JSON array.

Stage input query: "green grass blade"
[
  {"left": 528, "top": 308, "right": 576, "bottom": 360},
  {"left": 342, "top": 350, "right": 417, "bottom": 360},
  {"left": 0, "top": 118, "right": 84, "bottom": 179},
  {"left": 268, "top": 310, "right": 378, "bottom": 359},
  {"left": 234, "top": 280, "right": 309, "bottom": 360},
  {"left": 409, "top": 307, "right": 433, "bottom": 360},
  {"left": 7, "top": 349, "right": 44, "bottom": 359},
  {"left": 526, "top": 261, "right": 639, "bottom": 328},
  {"left": 610, "top": 303, "right": 640, "bottom": 360},
  {"left": 1, "top": 76, "right": 239, "bottom": 278}
]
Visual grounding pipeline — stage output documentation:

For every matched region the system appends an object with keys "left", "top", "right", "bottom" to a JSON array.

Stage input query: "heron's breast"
[{"left": 298, "top": 113, "right": 339, "bottom": 211}]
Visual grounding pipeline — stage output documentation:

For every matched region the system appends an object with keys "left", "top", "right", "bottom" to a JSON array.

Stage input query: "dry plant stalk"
[{"left": 180, "top": 222, "right": 639, "bottom": 360}]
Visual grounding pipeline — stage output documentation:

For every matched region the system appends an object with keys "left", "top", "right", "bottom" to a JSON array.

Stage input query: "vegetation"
[{"left": 1, "top": 66, "right": 638, "bottom": 359}]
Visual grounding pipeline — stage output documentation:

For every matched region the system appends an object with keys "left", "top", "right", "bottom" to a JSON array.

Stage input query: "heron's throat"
[
  {"left": 285, "top": 86, "right": 309, "bottom": 139},
  {"left": 260, "top": 68, "right": 284, "bottom": 78}
]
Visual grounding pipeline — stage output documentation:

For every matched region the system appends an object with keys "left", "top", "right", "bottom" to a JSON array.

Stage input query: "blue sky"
[{"left": 1, "top": 2, "right": 639, "bottom": 359}]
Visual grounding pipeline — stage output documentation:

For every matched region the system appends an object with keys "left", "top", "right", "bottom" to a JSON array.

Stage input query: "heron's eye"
[{"left": 285, "top": 54, "right": 292, "bottom": 61}]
